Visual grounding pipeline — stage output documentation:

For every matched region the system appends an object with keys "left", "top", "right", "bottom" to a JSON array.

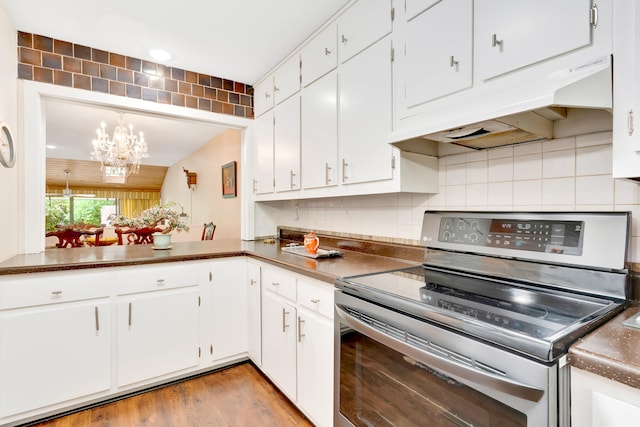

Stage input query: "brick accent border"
[{"left": 17, "top": 32, "right": 254, "bottom": 119}]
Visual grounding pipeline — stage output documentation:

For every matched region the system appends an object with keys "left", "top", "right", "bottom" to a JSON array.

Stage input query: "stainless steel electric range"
[{"left": 335, "top": 211, "right": 630, "bottom": 427}]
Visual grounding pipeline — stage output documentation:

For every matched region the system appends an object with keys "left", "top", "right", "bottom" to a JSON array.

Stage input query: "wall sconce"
[{"left": 183, "top": 167, "right": 197, "bottom": 190}]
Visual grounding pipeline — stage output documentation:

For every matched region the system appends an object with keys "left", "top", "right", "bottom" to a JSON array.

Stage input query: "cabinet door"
[
  {"left": 0, "top": 301, "right": 111, "bottom": 417},
  {"left": 274, "top": 54, "right": 301, "bottom": 104},
  {"left": 117, "top": 287, "right": 199, "bottom": 387},
  {"left": 339, "top": 37, "right": 393, "bottom": 184},
  {"left": 297, "top": 311, "right": 334, "bottom": 427},
  {"left": 405, "top": 0, "right": 440, "bottom": 20},
  {"left": 338, "top": 0, "right": 393, "bottom": 63},
  {"left": 254, "top": 77, "right": 274, "bottom": 117},
  {"left": 301, "top": 22, "right": 338, "bottom": 87},
  {"left": 209, "top": 259, "right": 247, "bottom": 361},
  {"left": 247, "top": 262, "right": 262, "bottom": 366},
  {"left": 274, "top": 95, "right": 301, "bottom": 192},
  {"left": 301, "top": 72, "right": 338, "bottom": 189},
  {"left": 261, "top": 292, "right": 297, "bottom": 400},
  {"left": 399, "top": 0, "right": 472, "bottom": 109},
  {"left": 254, "top": 110, "right": 274, "bottom": 194},
  {"left": 475, "top": 0, "right": 593, "bottom": 80}
]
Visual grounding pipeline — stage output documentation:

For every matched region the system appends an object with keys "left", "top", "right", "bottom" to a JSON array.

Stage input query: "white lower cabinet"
[
  {"left": 571, "top": 367, "right": 640, "bottom": 427},
  {"left": 257, "top": 264, "right": 335, "bottom": 427},
  {"left": 116, "top": 287, "right": 200, "bottom": 387},
  {"left": 0, "top": 270, "right": 112, "bottom": 421},
  {"left": 247, "top": 261, "right": 262, "bottom": 366},
  {"left": 208, "top": 259, "right": 248, "bottom": 362}
]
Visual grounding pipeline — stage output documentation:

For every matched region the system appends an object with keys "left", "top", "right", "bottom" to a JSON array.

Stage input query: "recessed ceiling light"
[{"left": 149, "top": 49, "right": 171, "bottom": 62}]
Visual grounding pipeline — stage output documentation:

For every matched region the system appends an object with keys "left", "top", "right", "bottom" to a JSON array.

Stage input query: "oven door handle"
[{"left": 336, "top": 305, "right": 545, "bottom": 403}]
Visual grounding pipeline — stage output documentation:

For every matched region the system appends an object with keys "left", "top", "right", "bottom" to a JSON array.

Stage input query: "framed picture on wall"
[{"left": 221, "top": 161, "right": 237, "bottom": 198}]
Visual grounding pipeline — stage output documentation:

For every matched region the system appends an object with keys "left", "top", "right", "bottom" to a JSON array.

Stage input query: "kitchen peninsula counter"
[
  {"left": 0, "top": 238, "right": 421, "bottom": 284},
  {"left": 569, "top": 303, "right": 640, "bottom": 390}
]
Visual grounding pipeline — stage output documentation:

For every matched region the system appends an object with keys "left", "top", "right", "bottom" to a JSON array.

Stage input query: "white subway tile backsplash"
[
  {"left": 615, "top": 179, "right": 640, "bottom": 205},
  {"left": 488, "top": 146, "right": 513, "bottom": 159},
  {"left": 575, "top": 131, "right": 612, "bottom": 148},
  {"left": 446, "top": 185, "right": 466, "bottom": 207},
  {"left": 542, "top": 177, "right": 575, "bottom": 205},
  {"left": 488, "top": 157, "right": 514, "bottom": 182},
  {"left": 446, "top": 153, "right": 467, "bottom": 165},
  {"left": 513, "top": 141, "right": 542, "bottom": 156},
  {"left": 513, "top": 180, "right": 542, "bottom": 206},
  {"left": 466, "top": 161, "right": 488, "bottom": 184},
  {"left": 513, "top": 153, "right": 542, "bottom": 181},
  {"left": 466, "top": 150, "right": 488, "bottom": 163},
  {"left": 466, "top": 183, "right": 488, "bottom": 207},
  {"left": 543, "top": 136, "right": 575, "bottom": 152},
  {"left": 487, "top": 182, "right": 513, "bottom": 206},
  {"left": 576, "top": 145, "right": 612, "bottom": 176},
  {"left": 447, "top": 163, "right": 466, "bottom": 185},
  {"left": 576, "top": 175, "right": 614, "bottom": 205},
  {"left": 543, "top": 149, "right": 575, "bottom": 178}
]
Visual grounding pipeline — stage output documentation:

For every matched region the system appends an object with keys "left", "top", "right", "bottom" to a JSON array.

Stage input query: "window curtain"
[{"left": 45, "top": 187, "right": 161, "bottom": 218}]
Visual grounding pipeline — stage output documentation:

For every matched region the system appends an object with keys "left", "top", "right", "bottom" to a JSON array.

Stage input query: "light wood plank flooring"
[{"left": 29, "top": 363, "right": 313, "bottom": 427}]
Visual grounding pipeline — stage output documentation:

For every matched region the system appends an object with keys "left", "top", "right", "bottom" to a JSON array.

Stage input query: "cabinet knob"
[
  {"left": 450, "top": 55, "right": 459, "bottom": 69},
  {"left": 324, "top": 47, "right": 332, "bottom": 56},
  {"left": 341, "top": 34, "right": 348, "bottom": 44},
  {"left": 157, "top": 279, "right": 165, "bottom": 286},
  {"left": 310, "top": 298, "right": 320, "bottom": 304},
  {"left": 250, "top": 279, "right": 256, "bottom": 286},
  {"left": 51, "top": 290, "right": 62, "bottom": 296}
]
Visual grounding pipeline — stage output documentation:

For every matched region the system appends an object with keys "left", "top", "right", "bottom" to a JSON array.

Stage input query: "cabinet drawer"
[
  {"left": 0, "top": 270, "right": 111, "bottom": 309},
  {"left": 262, "top": 267, "right": 296, "bottom": 302},
  {"left": 297, "top": 279, "right": 334, "bottom": 319},
  {"left": 115, "top": 262, "right": 202, "bottom": 295}
]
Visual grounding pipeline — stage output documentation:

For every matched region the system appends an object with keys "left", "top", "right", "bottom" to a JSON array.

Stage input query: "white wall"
[
  {"left": 256, "top": 127, "right": 640, "bottom": 263},
  {"left": 0, "top": 4, "right": 18, "bottom": 262},
  {"left": 162, "top": 129, "right": 241, "bottom": 241}
]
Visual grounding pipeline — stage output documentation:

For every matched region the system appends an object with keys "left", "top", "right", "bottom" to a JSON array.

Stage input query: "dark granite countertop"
[
  {"left": 569, "top": 303, "right": 640, "bottom": 390},
  {"left": 0, "top": 238, "right": 420, "bottom": 284}
]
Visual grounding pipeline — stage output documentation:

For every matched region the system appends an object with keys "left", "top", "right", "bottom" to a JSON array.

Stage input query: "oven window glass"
[{"left": 339, "top": 329, "right": 527, "bottom": 427}]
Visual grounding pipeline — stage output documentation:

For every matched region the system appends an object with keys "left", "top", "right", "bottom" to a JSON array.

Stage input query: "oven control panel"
[{"left": 438, "top": 217, "right": 584, "bottom": 255}]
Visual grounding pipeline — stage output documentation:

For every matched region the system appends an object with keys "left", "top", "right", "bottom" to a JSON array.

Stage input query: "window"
[{"left": 45, "top": 197, "right": 117, "bottom": 231}]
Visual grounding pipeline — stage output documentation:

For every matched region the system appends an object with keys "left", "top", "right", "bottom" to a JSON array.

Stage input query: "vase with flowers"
[{"left": 112, "top": 202, "right": 189, "bottom": 248}]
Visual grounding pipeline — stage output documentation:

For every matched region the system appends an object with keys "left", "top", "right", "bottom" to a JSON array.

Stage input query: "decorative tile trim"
[{"left": 17, "top": 32, "right": 254, "bottom": 119}]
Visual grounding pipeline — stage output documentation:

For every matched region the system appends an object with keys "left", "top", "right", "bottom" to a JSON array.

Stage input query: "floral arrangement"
[{"left": 112, "top": 202, "right": 189, "bottom": 234}]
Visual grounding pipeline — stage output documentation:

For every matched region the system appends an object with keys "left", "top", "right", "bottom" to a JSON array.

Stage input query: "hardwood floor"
[{"left": 29, "top": 363, "right": 313, "bottom": 427}]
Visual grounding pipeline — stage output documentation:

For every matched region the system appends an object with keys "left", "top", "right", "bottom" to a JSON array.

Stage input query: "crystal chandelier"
[{"left": 90, "top": 113, "right": 149, "bottom": 182}]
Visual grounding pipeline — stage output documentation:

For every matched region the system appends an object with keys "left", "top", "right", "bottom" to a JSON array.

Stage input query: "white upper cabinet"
[
  {"left": 253, "top": 77, "right": 274, "bottom": 117},
  {"left": 274, "top": 54, "right": 301, "bottom": 105},
  {"left": 338, "top": 0, "right": 393, "bottom": 64},
  {"left": 475, "top": 0, "right": 594, "bottom": 80},
  {"left": 253, "top": 110, "right": 275, "bottom": 195},
  {"left": 274, "top": 95, "right": 301, "bottom": 192},
  {"left": 301, "top": 72, "right": 338, "bottom": 189},
  {"left": 612, "top": 0, "right": 640, "bottom": 178},
  {"left": 301, "top": 22, "right": 338, "bottom": 87},
  {"left": 398, "top": 0, "right": 473, "bottom": 110},
  {"left": 405, "top": 0, "right": 440, "bottom": 20},
  {"left": 339, "top": 37, "right": 394, "bottom": 184}
]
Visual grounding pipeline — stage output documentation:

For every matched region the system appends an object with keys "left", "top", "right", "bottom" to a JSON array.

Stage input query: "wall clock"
[{"left": 0, "top": 122, "right": 15, "bottom": 168}]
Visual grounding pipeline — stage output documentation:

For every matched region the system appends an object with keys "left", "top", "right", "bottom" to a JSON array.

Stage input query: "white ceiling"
[{"left": 3, "top": 0, "right": 352, "bottom": 167}]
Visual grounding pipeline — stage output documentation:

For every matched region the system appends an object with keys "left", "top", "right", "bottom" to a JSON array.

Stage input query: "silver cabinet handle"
[
  {"left": 274, "top": 85, "right": 280, "bottom": 92},
  {"left": 450, "top": 55, "right": 458, "bottom": 68},
  {"left": 128, "top": 302, "right": 132, "bottom": 327},
  {"left": 325, "top": 163, "right": 332, "bottom": 185},
  {"left": 271, "top": 282, "right": 280, "bottom": 287},
  {"left": 290, "top": 170, "right": 297, "bottom": 189},
  {"left": 95, "top": 306, "right": 100, "bottom": 331},
  {"left": 297, "top": 316, "right": 305, "bottom": 342},
  {"left": 282, "top": 308, "right": 290, "bottom": 332},
  {"left": 336, "top": 305, "right": 544, "bottom": 403},
  {"left": 342, "top": 159, "right": 348, "bottom": 182},
  {"left": 341, "top": 34, "right": 348, "bottom": 44},
  {"left": 492, "top": 34, "right": 503, "bottom": 48},
  {"left": 252, "top": 179, "right": 257, "bottom": 193},
  {"left": 310, "top": 298, "right": 320, "bottom": 304},
  {"left": 51, "top": 290, "right": 62, "bottom": 296},
  {"left": 324, "top": 47, "right": 332, "bottom": 55},
  {"left": 590, "top": 4, "right": 598, "bottom": 28},
  {"left": 628, "top": 110, "right": 634, "bottom": 136},
  {"left": 250, "top": 279, "right": 256, "bottom": 286},
  {"left": 157, "top": 279, "right": 165, "bottom": 286},
  {"left": 265, "top": 92, "right": 271, "bottom": 99}
]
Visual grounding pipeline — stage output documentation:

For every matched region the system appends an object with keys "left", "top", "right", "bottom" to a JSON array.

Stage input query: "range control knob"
[
  {"left": 442, "top": 231, "right": 451, "bottom": 240},
  {"left": 469, "top": 232, "right": 479, "bottom": 242}
]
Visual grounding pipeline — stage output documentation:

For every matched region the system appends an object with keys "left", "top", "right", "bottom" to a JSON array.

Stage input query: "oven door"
[{"left": 335, "top": 291, "right": 564, "bottom": 427}]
